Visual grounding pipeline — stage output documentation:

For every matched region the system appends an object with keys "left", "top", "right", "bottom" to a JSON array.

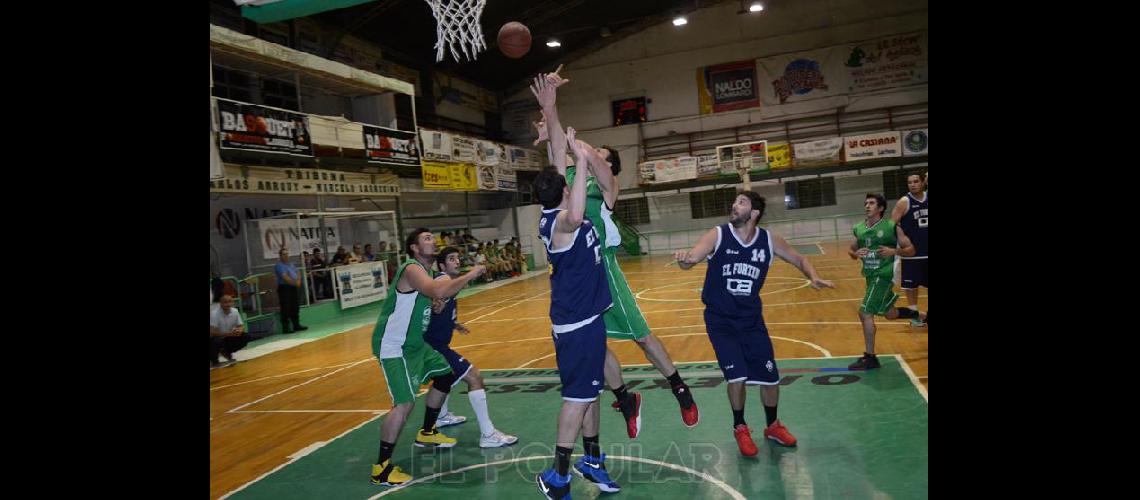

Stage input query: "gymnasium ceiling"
[{"left": 213, "top": 0, "right": 738, "bottom": 91}]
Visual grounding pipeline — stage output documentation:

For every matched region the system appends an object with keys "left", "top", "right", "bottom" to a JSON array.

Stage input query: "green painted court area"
[{"left": 224, "top": 357, "right": 927, "bottom": 499}]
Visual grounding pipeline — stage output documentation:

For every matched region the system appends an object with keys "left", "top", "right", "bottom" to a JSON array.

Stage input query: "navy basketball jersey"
[
  {"left": 422, "top": 275, "right": 458, "bottom": 347},
  {"left": 702, "top": 224, "right": 773, "bottom": 317},
  {"left": 538, "top": 208, "right": 612, "bottom": 327},
  {"left": 898, "top": 191, "right": 928, "bottom": 258}
]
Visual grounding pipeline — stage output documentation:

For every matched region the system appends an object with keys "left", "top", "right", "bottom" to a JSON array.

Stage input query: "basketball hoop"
[{"left": 423, "top": 0, "right": 488, "bottom": 63}]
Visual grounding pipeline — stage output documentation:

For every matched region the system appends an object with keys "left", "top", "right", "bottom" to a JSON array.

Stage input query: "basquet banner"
[
  {"left": 257, "top": 218, "right": 340, "bottom": 259},
  {"left": 363, "top": 125, "right": 421, "bottom": 166},
  {"left": 698, "top": 60, "right": 761, "bottom": 114},
  {"left": 334, "top": 261, "right": 388, "bottom": 310},
  {"left": 844, "top": 131, "right": 901, "bottom": 162},
  {"left": 216, "top": 98, "right": 313, "bottom": 157}
]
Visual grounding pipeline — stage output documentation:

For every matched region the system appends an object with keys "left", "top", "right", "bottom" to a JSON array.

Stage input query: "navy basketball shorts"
[
  {"left": 551, "top": 314, "right": 607, "bottom": 402},
  {"left": 426, "top": 340, "right": 473, "bottom": 388},
  {"left": 704, "top": 310, "right": 780, "bottom": 385},
  {"left": 900, "top": 258, "right": 929, "bottom": 289}
]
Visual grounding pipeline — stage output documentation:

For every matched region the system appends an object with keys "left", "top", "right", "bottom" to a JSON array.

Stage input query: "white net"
[{"left": 423, "top": 0, "right": 488, "bottom": 63}]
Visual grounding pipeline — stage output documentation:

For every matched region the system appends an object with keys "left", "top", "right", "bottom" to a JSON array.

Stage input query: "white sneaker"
[
  {"left": 479, "top": 429, "right": 518, "bottom": 448},
  {"left": 435, "top": 412, "right": 467, "bottom": 428}
]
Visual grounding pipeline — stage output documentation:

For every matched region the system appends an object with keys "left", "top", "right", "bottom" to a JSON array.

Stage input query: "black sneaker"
[
  {"left": 536, "top": 469, "right": 571, "bottom": 500},
  {"left": 282, "top": 328, "right": 294, "bottom": 334},
  {"left": 294, "top": 325, "right": 309, "bottom": 331},
  {"left": 848, "top": 353, "right": 881, "bottom": 370}
]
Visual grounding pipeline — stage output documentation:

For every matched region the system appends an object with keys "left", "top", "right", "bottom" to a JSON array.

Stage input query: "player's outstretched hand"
[
  {"left": 544, "top": 64, "right": 569, "bottom": 87},
  {"left": 809, "top": 278, "right": 835, "bottom": 290},
  {"left": 674, "top": 250, "right": 696, "bottom": 269},
  {"left": 530, "top": 75, "right": 555, "bottom": 108},
  {"left": 875, "top": 246, "right": 895, "bottom": 257},
  {"left": 471, "top": 264, "right": 487, "bottom": 277}
]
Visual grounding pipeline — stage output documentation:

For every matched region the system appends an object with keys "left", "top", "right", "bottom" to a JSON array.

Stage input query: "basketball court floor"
[{"left": 210, "top": 241, "right": 928, "bottom": 499}]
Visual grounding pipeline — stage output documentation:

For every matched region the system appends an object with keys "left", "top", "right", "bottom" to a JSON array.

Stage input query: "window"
[
  {"left": 690, "top": 188, "right": 737, "bottom": 219},
  {"left": 211, "top": 65, "right": 253, "bottom": 103},
  {"left": 261, "top": 78, "right": 299, "bottom": 111},
  {"left": 784, "top": 177, "right": 837, "bottom": 209},
  {"left": 614, "top": 197, "right": 650, "bottom": 225},
  {"left": 882, "top": 167, "right": 928, "bottom": 200}
]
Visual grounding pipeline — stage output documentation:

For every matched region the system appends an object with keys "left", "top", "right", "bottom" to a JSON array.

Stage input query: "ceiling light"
[
  {"left": 546, "top": 39, "right": 561, "bottom": 48},
  {"left": 749, "top": 2, "right": 764, "bottom": 12},
  {"left": 672, "top": 16, "right": 687, "bottom": 26}
]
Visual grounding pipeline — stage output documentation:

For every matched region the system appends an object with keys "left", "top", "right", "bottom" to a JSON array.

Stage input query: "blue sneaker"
[
  {"left": 573, "top": 453, "right": 620, "bottom": 493},
  {"left": 536, "top": 468, "right": 571, "bottom": 500}
]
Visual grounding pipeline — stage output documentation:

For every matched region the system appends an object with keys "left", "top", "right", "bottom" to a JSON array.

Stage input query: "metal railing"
[{"left": 633, "top": 212, "right": 864, "bottom": 254}]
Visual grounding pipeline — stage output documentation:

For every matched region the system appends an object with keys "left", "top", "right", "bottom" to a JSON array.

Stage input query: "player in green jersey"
[
  {"left": 848, "top": 194, "right": 926, "bottom": 370},
  {"left": 369, "top": 228, "right": 486, "bottom": 487}
]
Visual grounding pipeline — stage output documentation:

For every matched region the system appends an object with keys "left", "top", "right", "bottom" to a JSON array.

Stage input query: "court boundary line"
[
  {"left": 894, "top": 354, "right": 929, "bottom": 402},
  {"left": 218, "top": 409, "right": 389, "bottom": 500}
]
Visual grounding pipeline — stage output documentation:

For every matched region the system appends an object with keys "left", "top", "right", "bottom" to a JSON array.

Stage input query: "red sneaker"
[
  {"left": 733, "top": 424, "right": 758, "bottom": 456},
  {"left": 763, "top": 420, "right": 797, "bottom": 447},
  {"left": 617, "top": 392, "right": 642, "bottom": 439},
  {"left": 673, "top": 384, "right": 699, "bottom": 428}
]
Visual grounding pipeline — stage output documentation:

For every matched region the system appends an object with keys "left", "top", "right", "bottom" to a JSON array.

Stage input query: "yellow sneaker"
[
  {"left": 370, "top": 460, "right": 412, "bottom": 486},
  {"left": 414, "top": 428, "right": 457, "bottom": 448}
]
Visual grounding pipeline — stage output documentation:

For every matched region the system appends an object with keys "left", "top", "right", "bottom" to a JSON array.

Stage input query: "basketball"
[{"left": 497, "top": 21, "right": 531, "bottom": 59}]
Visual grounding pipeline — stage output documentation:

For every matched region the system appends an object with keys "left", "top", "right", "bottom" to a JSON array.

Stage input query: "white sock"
[
  {"left": 908, "top": 304, "right": 919, "bottom": 312},
  {"left": 438, "top": 395, "right": 450, "bottom": 420},
  {"left": 469, "top": 389, "right": 495, "bottom": 436}
]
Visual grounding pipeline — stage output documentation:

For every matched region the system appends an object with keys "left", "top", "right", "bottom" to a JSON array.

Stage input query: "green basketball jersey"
[
  {"left": 565, "top": 165, "right": 621, "bottom": 249},
  {"left": 372, "top": 259, "right": 436, "bottom": 358},
  {"left": 853, "top": 218, "right": 898, "bottom": 280}
]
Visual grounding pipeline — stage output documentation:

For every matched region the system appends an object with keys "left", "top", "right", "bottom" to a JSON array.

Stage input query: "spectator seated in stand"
[
  {"left": 331, "top": 246, "right": 350, "bottom": 267},
  {"left": 363, "top": 243, "right": 376, "bottom": 262}
]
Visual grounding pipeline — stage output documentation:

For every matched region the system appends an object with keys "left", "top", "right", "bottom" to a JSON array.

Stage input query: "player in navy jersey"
[
  {"left": 424, "top": 246, "right": 518, "bottom": 448},
  {"left": 674, "top": 191, "right": 834, "bottom": 456},
  {"left": 891, "top": 172, "right": 928, "bottom": 326},
  {"left": 535, "top": 128, "right": 620, "bottom": 499}
]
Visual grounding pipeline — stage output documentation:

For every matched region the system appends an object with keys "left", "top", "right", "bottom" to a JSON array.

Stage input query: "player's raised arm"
[
  {"left": 559, "top": 128, "right": 591, "bottom": 231},
  {"left": 402, "top": 263, "right": 485, "bottom": 300},
  {"left": 771, "top": 233, "right": 834, "bottom": 290},
  {"left": 674, "top": 227, "right": 720, "bottom": 270},
  {"left": 530, "top": 71, "right": 568, "bottom": 176}
]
